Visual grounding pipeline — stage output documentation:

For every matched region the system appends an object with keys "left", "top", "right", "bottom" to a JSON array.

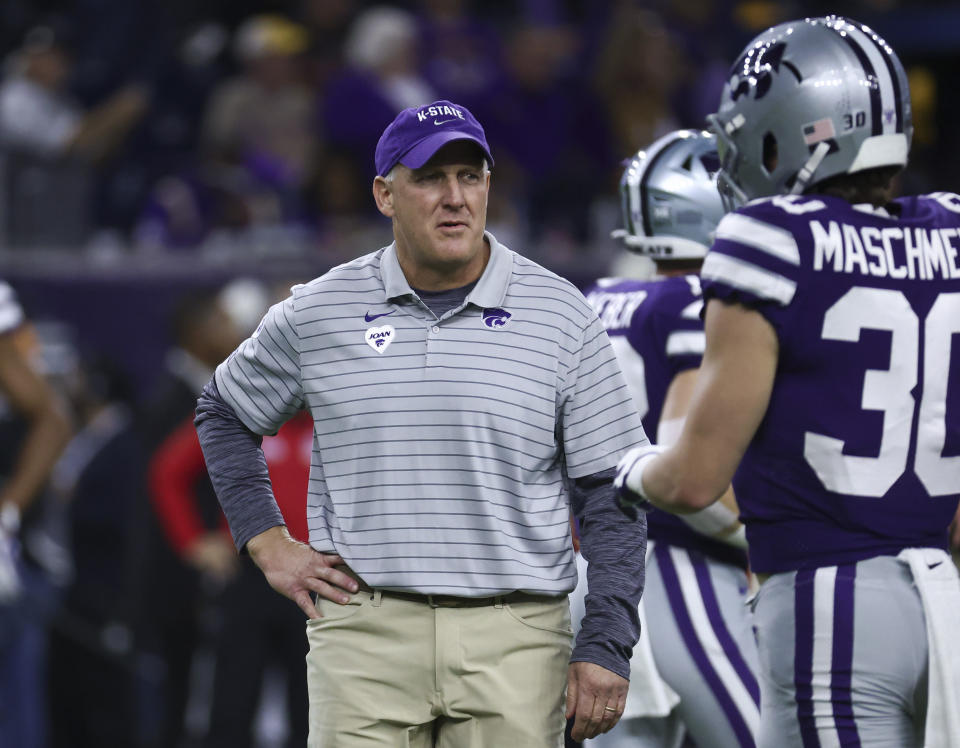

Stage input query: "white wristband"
[
  {"left": 615, "top": 445, "right": 664, "bottom": 503},
  {"left": 0, "top": 503, "right": 21, "bottom": 534},
  {"left": 719, "top": 525, "right": 748, "bottom": 550},
  {"left": 679, "top": 501, "right": 739, "bottom": 537}
]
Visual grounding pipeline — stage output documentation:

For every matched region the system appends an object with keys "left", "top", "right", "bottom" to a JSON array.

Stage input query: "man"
[
  {"left": 0, "top": 23, "right": 148, "bottom": 163},
  {"left": 0, "top": 280, "right": 72, "bottom": 748},
  {"left": 196, "top": 99, "right": 649, "bottom": 746},
  {"left": 578, "top": 130, "right": 759, "bottom": 748},
  {"left": 149, "top": 409, "right": 313, "bottom": 747},
  {"left": 134, "top": 287, "right": 246, "bottom": 748},
  {"left": 616, "top": 16, "right": 960, "bottom": 747}
]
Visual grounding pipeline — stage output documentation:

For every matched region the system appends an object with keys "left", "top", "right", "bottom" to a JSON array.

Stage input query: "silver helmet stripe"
[
  {"left": 829, "top": 23, "right": 883, "bottom": 136},
  {"left": 854, "top": 23, "right": 905, "bottom": 134},
  {"left": 638, "top": 132, "right": 685, "bottom": 237},
  {"left": 834, "top": 20, "right": 901, "bottom": 135}
]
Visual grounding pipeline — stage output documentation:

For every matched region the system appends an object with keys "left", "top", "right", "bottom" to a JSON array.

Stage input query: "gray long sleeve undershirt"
[{"left": 195, "top": 379, "right": 645, "bottom": 680}]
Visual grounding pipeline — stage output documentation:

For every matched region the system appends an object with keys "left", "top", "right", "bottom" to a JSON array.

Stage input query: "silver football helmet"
[
  {"left": 612, "top": 129, "right": 723, "bottom": 260},
  {"left": 708, "top": 15, "right": 912, "bottom": 209}
]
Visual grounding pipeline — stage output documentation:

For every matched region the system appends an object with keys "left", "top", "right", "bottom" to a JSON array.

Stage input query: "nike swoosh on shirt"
[
  {"left": 365, "top": 310, "right": 396, "bottom": 322},
  {"left": 434, "top": 119, "right": 458, "bottom": 126},
  {"left": 928, "top": 561, "right": 944, "bottom": 569}
]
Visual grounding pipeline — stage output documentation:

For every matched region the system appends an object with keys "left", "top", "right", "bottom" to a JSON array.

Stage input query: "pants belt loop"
[
  {"left": 371, "top": 589, "right": 382, "bottom": 608},
  {"left": 426, "top": 595, "right": 439, "bottom": 608},
  {"left": 494, "top": 595, "right": 504, "bottom": 609}
]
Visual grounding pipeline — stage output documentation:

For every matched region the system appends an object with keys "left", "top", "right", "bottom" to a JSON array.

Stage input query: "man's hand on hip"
[
  {"left": 246, "top": 525, "right": 359, "bottom": 619},
  {"left": 566, "top": 661, "right": 628, "bottom": 741}
]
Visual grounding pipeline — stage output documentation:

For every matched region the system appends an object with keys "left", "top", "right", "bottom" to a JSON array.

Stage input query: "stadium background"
[
  {"left": 0, "top": 1, "right": 958, "bottom": 745},
  {"left": 1, "top": 0, "right": 958, "bottom": 396}
]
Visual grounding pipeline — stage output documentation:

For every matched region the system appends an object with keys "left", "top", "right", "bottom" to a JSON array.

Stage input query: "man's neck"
[{"left": 397, "top": 238, "right": 490, "bottom": 291}]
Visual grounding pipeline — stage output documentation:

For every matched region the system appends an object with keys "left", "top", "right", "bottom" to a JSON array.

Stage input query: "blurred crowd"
[
  {"left": 0, "top": 0, "right": 953, "bottom": 275},
  {"left": 0, "top": 1, "right": 959, "bottom": 746},
  {"left": 0, "top": 277, "right": 320, "bottom": 747}
]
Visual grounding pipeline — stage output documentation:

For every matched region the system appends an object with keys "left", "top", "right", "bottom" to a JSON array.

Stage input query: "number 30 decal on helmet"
[{"left": 706, "top": 15, "right": 913, "bottom": 210}]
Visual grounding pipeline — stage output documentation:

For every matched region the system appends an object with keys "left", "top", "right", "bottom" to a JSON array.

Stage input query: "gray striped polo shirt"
[{"left": 215, "top": 232, "right": 647, "bottom": 595}]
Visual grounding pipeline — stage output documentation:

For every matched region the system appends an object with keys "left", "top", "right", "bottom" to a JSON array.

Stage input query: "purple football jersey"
[
  {"left": 702, "top": 193, "right": 960, "bottom": 573},
  {"left": 586, "top": 275, "right": 748, "bottom": 567}
]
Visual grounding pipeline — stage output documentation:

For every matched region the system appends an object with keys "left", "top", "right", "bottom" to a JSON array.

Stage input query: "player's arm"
[
  {"left": 0, "top": 331, "right": 72, "bottom": 517},
  {"left": 619, "top": 300, "right": 777, "bottom": 512},
  {"left": 660, "top": 368, "right": 743, "bottom": 541}
]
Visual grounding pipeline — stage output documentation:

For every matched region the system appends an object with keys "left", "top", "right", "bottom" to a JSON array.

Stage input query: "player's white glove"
[
  {"left": 0, "top": 504, "right": 22, "bottom": 603},
  {"left": 614, "top": 444, "right": 663, "bottom": 519}
]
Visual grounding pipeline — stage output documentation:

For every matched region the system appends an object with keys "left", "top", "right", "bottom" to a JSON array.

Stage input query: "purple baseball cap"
[{"left": 375, "top": 99, "right": 494, "bottom": 177}]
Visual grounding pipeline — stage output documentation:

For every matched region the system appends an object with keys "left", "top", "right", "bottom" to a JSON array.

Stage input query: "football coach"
[{"left": 196, "top": 99, "right": 649, "bottom": 747}]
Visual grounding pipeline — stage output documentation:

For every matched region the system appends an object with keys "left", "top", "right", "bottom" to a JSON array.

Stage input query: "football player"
[
  {"left": 574, "top": 130, "right": 759, "bottom": 748},
  {"left": 616, "top": 16, "right": 960, "bottom": 747}
]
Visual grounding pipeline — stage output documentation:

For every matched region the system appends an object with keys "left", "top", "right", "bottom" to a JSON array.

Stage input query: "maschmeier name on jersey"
[{"left": 701, "top": 192, "right": 960, "bottom": 573}]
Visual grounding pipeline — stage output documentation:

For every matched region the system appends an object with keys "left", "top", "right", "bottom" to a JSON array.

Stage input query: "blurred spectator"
[
  {"left": 591, "top": 7, "right": 681, "bottom": 161},
  {"left": 135, "top": 14, "right": 318, "bottom": 254},
  {"left": 0, "top": 21, "right": 151, "bottom": 247},
  {"left": 414, "top": 0, "right": 502, "bottom": 109},
  {"left": 0, "top": 282, "right": 72, "bottom": 748},
  {"left": 301, "top": 148, "right": 393, "bottom": 265},
  {"left": 131, "top": 284, "right": 250, "bottom": 748},
  {"left": 150, "top": 409, "right": 313, "bottom": 748},
  {"left": 477, "top": 17, "right": 612, "bottom": 250},
  {"left": 658, "top": 0, "right": 748, "bottom": 129},
  {"left": 200, "top": 14, "right": 317, "bottom": 223},
  {"left": 45, "top": 353, "right": 143, "bottom": 747},
  {"left": 321, "top": 5, "right": 436, "bottom": 184},
  {"left": 0, "top": 22, "right": 149, "bottom": 164},
  {"left": 296, "top": 0, "right": 358, "bottom": 90}
]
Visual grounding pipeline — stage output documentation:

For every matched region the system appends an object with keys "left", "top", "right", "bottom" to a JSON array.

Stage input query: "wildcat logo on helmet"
[
  {"left": 481, "top": 308, "right": 512, "bottom": 328},
  {"left": 729, "top": 41, "right": 789, "bottom": 102}
]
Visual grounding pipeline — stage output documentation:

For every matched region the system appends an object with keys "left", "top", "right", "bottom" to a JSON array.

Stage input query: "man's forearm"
[
  {"left": 571, "top": 468, "right": 646, "bottom": 680},
  {"left": 195, "top": 378, "right": 285, "bottom": 551}
]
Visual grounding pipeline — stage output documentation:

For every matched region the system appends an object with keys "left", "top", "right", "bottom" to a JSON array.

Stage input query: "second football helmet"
[
  {"left": 707, "top": 15, "right": 913, "bottom": 209},
  {"left": 613, "top": 129, "right": 723, "bottom": 260}
]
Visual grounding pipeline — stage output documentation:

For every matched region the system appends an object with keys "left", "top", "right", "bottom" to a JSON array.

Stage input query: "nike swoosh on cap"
[
  {"left": 434, "top": 119, "right": 458, "bottom": 126},
  {"left": 365, "top": 310, "right": 396, "bottom": 322}
]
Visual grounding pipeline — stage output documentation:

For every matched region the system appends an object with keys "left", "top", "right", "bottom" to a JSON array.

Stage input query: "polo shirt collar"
[{"left": 380, "top": 231, "right": 513, "bottom": 307}]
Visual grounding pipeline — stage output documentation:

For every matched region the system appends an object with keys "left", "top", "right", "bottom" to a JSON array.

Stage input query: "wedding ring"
[{"left": 603, "top": 706, "right": 617, "bottom": 712}]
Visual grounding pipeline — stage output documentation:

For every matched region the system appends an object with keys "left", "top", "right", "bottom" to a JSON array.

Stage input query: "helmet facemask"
[{"left": 708, "top": 16, "right": 912, "bottom": 204}]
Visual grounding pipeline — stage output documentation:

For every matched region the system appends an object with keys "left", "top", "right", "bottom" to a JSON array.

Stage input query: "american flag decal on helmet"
[{"left": 802, "top": 118, "right": 836, "bottom": 145}]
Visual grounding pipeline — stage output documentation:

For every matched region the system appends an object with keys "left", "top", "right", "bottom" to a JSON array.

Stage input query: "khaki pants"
[{"left": 305, "top": 589, "right": 573, "bottom": 747}]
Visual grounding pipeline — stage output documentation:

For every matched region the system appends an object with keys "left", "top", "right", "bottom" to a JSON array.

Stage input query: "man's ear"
[{"left": 373, "top": 176, "right": 394, "bottom": 218}]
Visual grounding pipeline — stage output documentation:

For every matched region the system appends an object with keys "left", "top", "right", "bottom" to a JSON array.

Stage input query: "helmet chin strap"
[{"left": 790, "top": 141, "right": 831, "bottom": 195}]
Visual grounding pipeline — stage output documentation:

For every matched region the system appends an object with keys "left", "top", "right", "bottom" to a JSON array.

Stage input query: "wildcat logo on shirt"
[{"left": 481, "top": 308, "right": 512, "bottom": 328}]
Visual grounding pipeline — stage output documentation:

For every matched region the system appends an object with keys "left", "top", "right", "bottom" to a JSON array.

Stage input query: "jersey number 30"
[{"left": 804, "top": 288, "right": 959, "bottom": 497}]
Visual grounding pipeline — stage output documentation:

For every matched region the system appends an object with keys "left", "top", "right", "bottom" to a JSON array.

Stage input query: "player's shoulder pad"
[
  {"left": 713, "top": 195, "right": 812, "bottom": 268},
  {"left": 703, "top": 196, "right": 818, "bottom": 308},
  {"left": 916, "top": 192, "right": 960, "bottom": 221}
]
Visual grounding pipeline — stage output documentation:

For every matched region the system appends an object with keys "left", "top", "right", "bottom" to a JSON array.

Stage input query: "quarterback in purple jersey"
[
  {"left": 575, "top": 130, "right": 760, "bottom": 748},
  {"left": 616, "top": 16, "right": 960, "bottom": 748}
]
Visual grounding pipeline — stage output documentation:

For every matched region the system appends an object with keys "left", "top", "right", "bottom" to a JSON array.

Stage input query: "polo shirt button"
[{"left": 432, "top": 326, "right": 440, "bottom": 334}]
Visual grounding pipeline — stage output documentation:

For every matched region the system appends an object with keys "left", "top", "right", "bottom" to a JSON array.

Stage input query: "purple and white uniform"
[
  {"left": 702, "top": 192, "right": 960, "bottom": 746},
  {"left": 578, "top": 276, "right": 760, "bottom": 748}
]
